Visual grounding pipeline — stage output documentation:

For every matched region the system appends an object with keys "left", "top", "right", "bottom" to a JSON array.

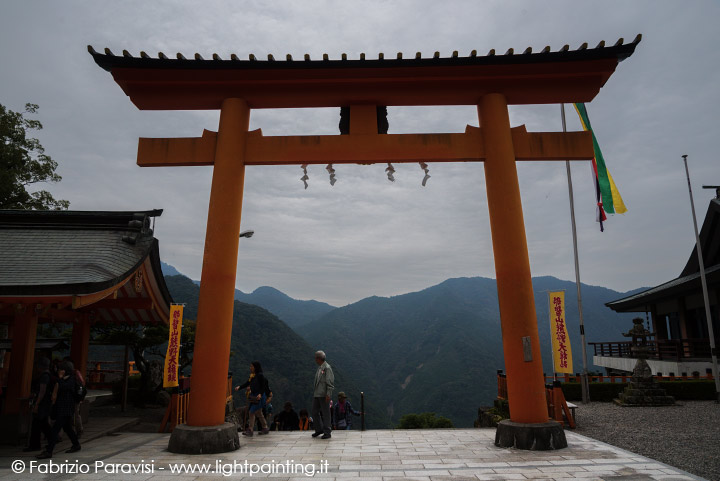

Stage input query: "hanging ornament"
[
  {"left": 326, "top": 163, "right": 337, "bottom": 186},
  {"left": 300, "top": 164, "right": 309, "bottom": 189},
  {"left": 419, "top": 162, "right": 431, "bottom": 186},
  {"left": 385, "top": 162, "right": 396, "bottom": 182}
]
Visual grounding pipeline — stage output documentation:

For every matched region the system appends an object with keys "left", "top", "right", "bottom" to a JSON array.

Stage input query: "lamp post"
[{"left": 682, "top": 156, "right": 720, "bottom": 402}]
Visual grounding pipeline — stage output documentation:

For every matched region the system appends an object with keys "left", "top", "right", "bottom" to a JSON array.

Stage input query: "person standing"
[
  {"left": 311, "top": 350, "right": 334, "bottom": 439},
  {"left": 234, "top": 361, "right": 269, "bottom": 436},
  {"left": 333, "top": 392, "right": 362, "bottom": 430},
  {"left": 24, "top": 357, "right": 54, "bottom": 452},
  {"left": 37, "top": 361, "right": 80, "bottom": 458},
  {"left": 63, "top": 356, "right": 85, "bottom": 437}
]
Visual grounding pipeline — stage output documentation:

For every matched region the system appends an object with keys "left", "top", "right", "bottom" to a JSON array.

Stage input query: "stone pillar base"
[
  {"left": 168, "top": 422, "right": 240, "bottom": 454},
  {"left": 495, "top": 420, "right": 567, "bottom": 450}
]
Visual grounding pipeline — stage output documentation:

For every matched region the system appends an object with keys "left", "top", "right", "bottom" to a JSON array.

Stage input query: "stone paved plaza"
[{"left": 0, "top": 429, "right": 704, "bottom": 480}]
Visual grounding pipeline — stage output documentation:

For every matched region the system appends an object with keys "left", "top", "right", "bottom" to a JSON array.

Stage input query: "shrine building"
[{"left": 0, "top": 209, "right": 173, "bottom": 443}]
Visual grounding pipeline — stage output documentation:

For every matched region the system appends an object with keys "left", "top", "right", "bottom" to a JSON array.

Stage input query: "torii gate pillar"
[
  {"left": 481, "top": 94, "right": 566, "bottom": 448},
  {"left": 168, "top": 98, "right": 249, "bottom": 454}
]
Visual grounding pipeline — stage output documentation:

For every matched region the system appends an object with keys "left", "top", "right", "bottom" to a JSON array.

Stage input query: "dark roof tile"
[
  {"left": 0, "top": 210, "right": 166, "bottom": 297},
  {"left": 88, "top": 35, "right": 641, "bottom": 72}
]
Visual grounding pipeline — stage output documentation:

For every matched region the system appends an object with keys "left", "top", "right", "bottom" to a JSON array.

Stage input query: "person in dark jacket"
[
  {"left": 37, "top": 361, "right": 80, "bottom": 458},
  {"left": 234, "top": 361, "right": 269, "bottom": 436},
  {"left": 63, "top": 356, "right": 85, "bottom": 436},
  {"left": 275, "top": 401, "right": 300, "bottom": 431},
  {"left": 332, "top": 392, "right": 362, "bottom": 430},
  {"left": 25, "top": 357, "right": 54, "bottom": 452}
]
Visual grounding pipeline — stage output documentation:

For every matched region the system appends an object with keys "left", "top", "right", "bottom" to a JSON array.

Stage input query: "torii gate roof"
[{"left": 88, "top": 35, "right": 640, "bottom": 110}]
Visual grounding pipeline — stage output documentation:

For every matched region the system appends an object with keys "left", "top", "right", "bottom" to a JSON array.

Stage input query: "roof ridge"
[{"left": 88, "top": 35, "right": 642, "bottom": 71}]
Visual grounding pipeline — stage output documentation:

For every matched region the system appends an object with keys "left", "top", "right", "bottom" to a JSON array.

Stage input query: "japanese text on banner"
[
  {"left": 549, "top": 291, "right": 573, "bottom": 374},
  {"left": 163, "top": 304, "right": 184, "bottom": 388}
]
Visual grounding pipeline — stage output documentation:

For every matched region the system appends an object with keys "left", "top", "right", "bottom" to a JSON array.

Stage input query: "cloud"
[{"left": 1, "top": 1, "right": 718, "bottom": 305}]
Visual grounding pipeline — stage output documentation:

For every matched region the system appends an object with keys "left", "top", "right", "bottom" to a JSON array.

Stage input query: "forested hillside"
[
  {"left": 164, "top": 274, "right": 392, "bottom": 427},
  {"left": 161, "top": 263, "right": 642, "bottom": 428},
  {"left": 298, "top": 276, "right": 640, "bottom": 427}
]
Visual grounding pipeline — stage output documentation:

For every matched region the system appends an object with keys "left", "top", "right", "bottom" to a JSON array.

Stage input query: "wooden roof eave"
[
  {"left": 88, "top": 36, "right": 641, "bottom": 109},
  {"left": 606, "top": 265, "right": 720, "bottom": 313},
  {"left": 72, "top": 275, "right": 127, "bottom": 309}
]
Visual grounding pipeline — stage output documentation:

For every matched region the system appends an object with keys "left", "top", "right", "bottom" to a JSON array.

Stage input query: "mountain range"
[
  {"left": 162, "top": 273, "right": 392, "bottom": 428},
  {"left": 161, "top": 262, "right": 336, "bottom": 328},
  {"left": 161, "top": 262, "right": 641, "bottom": 427}
]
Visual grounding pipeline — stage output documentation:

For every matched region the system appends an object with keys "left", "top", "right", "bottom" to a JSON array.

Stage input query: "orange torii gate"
[{"left": 89, "top": 35, "right": 640, "bottom": 452}]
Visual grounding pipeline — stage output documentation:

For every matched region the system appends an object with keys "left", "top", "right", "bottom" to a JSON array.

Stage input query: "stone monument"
[{"left": 615, "top": 318, "right": 675, "bottom": 406}]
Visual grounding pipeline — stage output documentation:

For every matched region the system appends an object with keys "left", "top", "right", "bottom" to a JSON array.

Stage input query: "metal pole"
[
  {"left": 360, "top": 392, "right": 365, "bottom": 431},
  {"left": 121, "top": 344, "right": 130, "bottom": 412},
  {"left": 561, "top": 104, "right": 591, "bottom": 404},
  {"left": 682, "top": 155, "right": 720, "bottom": 402}
]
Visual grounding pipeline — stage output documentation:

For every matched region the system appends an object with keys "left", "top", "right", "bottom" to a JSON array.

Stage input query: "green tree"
[
  {"left": 92, "top": 320, "right": 195, "bottom": 403},
  {"left": 0, "top": 103, "right": 69, "bottom": 210},
  {"left": 397, "top": 412, "right": 454, "bottom": 429}
]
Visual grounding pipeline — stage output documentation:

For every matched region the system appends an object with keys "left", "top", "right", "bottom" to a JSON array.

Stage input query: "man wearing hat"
[{"left": 332, "top": 392, "right": 362, "bottom": 430}]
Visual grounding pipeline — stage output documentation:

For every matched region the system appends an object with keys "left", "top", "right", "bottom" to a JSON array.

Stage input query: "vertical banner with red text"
[
  {"left": 163, "top": 304, "right": 184, "bottom": 388},
  {"left": 548, "top": 291, "right": 573, "bottom": 374}
]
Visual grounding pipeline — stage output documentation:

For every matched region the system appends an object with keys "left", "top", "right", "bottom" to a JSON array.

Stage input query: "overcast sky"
[{"left": 1, "top": 1, "right": 718, "bottom": 306}]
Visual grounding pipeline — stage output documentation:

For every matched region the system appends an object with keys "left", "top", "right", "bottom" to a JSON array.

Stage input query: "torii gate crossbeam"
[{"left": 89, "top": 36, "right": 640, "bottom": 453}]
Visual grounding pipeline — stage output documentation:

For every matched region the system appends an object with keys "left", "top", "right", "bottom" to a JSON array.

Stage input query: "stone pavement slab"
[{"left": 0, "top": 428, "right": 706, "bottom": 480}]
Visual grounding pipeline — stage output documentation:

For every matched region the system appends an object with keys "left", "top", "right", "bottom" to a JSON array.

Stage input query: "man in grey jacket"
[{"left": 311, "top": 350, "right": 334, "bottom": 439}]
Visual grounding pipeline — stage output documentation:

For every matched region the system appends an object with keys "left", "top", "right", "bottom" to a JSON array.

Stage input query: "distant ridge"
[
  {"left": 298, "top": 275, "right": 640, "bottom": 427},
  {"left": 160, "top": 261, "right": 182, "bottom": 277},
  {"left": 160, "top": 262, "right": 336, "bottom": 328},
  {"left": 161, "top": 262, "right": 645, "bottom": 427},
  {"left": 163, "top": 273, "right": 392, "bottom": 428},
  {"left": 234, "top": 286, "right": 336, "bottom": 329}
]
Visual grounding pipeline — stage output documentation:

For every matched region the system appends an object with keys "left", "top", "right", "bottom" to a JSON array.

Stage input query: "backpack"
[
  {"left": 74, "top": 376, "right": 87, "bottom": 402},
  {"left": 263, "top": 377, "right": 271, "bottom": 396}
]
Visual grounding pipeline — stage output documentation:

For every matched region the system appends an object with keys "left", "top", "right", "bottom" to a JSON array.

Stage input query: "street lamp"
[{"left": 239, "top": 230, "right": 254, "bottom": 239}]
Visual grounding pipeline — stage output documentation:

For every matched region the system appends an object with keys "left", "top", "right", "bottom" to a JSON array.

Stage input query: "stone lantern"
[{"left": 615, "top": 318, "right": 675, "bottom": 406}]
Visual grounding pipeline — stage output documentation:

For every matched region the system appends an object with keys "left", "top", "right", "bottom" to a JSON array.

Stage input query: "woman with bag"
[{"left": 234, "top": 361, "right": 269, "bottom": 436}]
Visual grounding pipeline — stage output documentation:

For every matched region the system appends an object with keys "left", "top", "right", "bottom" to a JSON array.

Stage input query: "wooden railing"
[
  {"left": 495, "top": 371, "right": 575, "bottom": 428},
  {"left": 159, "top": 374, "right": 234, "bottom": 433},
  {"left": 86, "top": 360, "right": 125, "bottom": 389},
  {"left": 86, "top": 360, "right": 140, "bottom": 389},
  {"left": 129, "top": 361, "right": 140, "bottom": 376},
  {"left": 495, "top": 369, "right": 716, "bottom": 428},
  {"left": 589, "top": 338, "right": 715, "bottom": 361},
  {"left": 541, "top": 371, "right": 714, "bottom": 383}
]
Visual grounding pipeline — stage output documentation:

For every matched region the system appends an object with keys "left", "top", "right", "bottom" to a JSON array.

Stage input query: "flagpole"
[
  {"left": 682, "top": 155, "right": 720, "bottom": 402},
  {"left": 561, "top": 104, "right": 591, "bottom": 404}
]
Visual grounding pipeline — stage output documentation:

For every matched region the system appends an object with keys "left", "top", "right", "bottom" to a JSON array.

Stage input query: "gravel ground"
[{"left": 573, "top": 401, "right": 720, "bottom": 481}]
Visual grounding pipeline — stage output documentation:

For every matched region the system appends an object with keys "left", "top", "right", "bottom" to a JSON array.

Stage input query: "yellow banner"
[
  {"left": 549, "top": 292, "right": 573, "bottom": 373},
  {"left": 163, "top": 304, "right": 183, "bottom": 388}
]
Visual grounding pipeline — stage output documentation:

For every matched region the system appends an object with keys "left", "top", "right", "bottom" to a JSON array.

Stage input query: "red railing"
[
  {"left": 496, "top": 371, "right": 575, "bottom": 428},
  {"left": 159, "top": 374, "right": 234, "bottom": 433},
  {"left": 541, "top": 371, "right": 714, "bottom": 383},
  {"left": 589, "top": 338, "right": 715, "bottom": 362},
  {"left": 86, "top": 360, "right": 126, "bottom": 389}
]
